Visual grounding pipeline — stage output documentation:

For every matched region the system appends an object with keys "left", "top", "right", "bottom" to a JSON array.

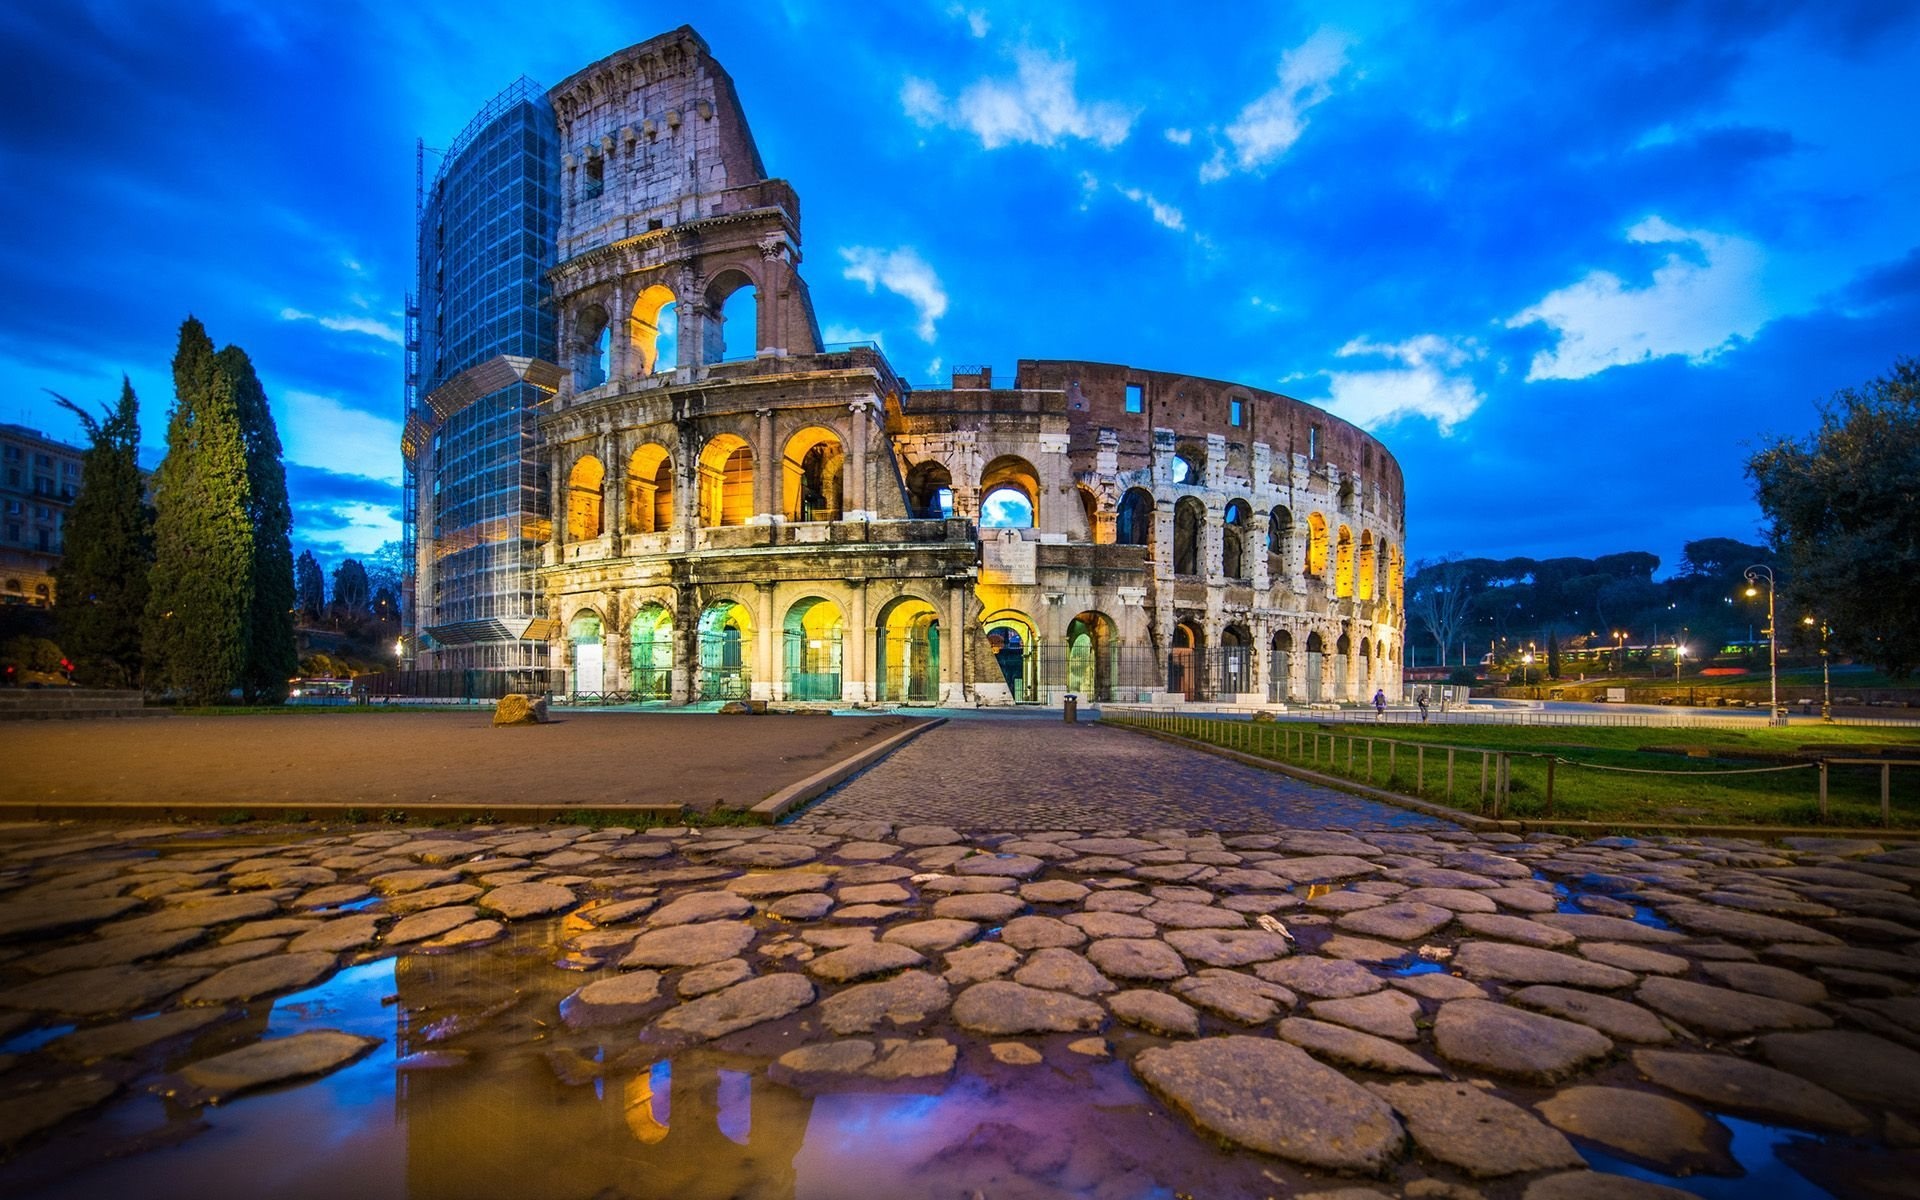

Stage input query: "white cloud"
[
  {"left": 1321, "top": 335, "right": 1484, "bottom": 434},
  {"left": 902, "top": 51, "right": 1134, "bottom": 150},
  {"left": 278, "top": 389, "right": 404, "bottom": 484},
  {"left": 946, "top": 4, "right": 990, "bottom": 37},
  {"left": 840, "top": 246, "right": 949, "bottom": 341},
  {"left": 1116, "top": 185, "right": 1185, "bottom": 232},
  {"left": 297, "top": 501, "right": 402, "bottom": 556},
  {"left": 1163, "top": 127, "right": 1193, "bottom": 146},
  {"left": 280, "top": 306, "right": 403, "bottom": 347},
  {"left": 821, "top": 323, "right": 887, "bottom": 350},
  {"left": 1507, "top": 217, "right": 1769, "bottom": 381},
  {"left": 1204, "top": 27, "right": 1351, "bottom": 181}
]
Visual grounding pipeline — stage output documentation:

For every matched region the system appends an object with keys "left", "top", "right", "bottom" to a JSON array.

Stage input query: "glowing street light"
[
  {"left": 1803, "top": 615, "right": 1832, "bottom": 723},
  {"left": 1674, "top": 642, "right": 1685, "bottom": 685},
  {"left": 1743, "top": 565, "right": 1782, "bottom": 726}
]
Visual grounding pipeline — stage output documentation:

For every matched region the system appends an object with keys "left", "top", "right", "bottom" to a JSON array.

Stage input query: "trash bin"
[{"left": 1063, "top": 693, "right": 1078, "bottom": 723}]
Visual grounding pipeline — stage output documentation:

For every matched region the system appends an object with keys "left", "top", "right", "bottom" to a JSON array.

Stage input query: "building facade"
[
  {"left": 0, "top": 423, "right": 84, "bottom": 608},
  {"left": 406, "top": 27, "right": 1406, "bottom": 706}
]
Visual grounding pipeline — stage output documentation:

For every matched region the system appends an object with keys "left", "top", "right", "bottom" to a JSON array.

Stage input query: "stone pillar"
[
  {"left": 672, "top": 584, "right": 696, "bottom": 704},
  {"left": 1203, "top": 504, "right": 1224, "bottom": 583},
  {"left": 848, "top": 398, "right": 873, "bottom": 520},
  {"left": 754, "top": 408, "right": 777, "bottom": 524},
  {"left": 942, "top": 582, "right": 969, "bottom": 705},
  {"left": 1250, "top": 511, "right": 1271, "bottom": 591},
  {"left": 1036, "top": 432, "right": 1070, "bottom": 536},
  {"left": 846, "top": 582, "right": 870, "bottom": 702},
  {"left": 602, "top": 430, "right": 625, "bottom": 542},
  {"left": 608, "top": 283, "right": 632, "bottom": 381},
  {"left": 674, "top": 424, "right": 699, "bottom": 552},
  {"left": 755, "top": 583, "right": 777, "bottom": 701},
  {"left": 550, "top": 453, "right": 569, "bottom": 550}
]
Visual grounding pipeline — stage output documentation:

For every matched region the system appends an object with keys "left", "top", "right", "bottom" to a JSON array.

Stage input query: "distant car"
[{"left": 289, "top": 677, "right": 355, "bottom": 701}]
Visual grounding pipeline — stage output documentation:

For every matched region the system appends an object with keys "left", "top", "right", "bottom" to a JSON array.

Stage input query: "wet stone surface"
[{"left": 0, "top": 816, "right": 1916, "bottom": 1198}]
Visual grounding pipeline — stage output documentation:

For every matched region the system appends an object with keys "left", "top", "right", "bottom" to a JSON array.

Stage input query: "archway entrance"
[
  {"left": 1306, "top": 631, "right": 1325, "bottom": 703},
  {"left": 629, "top": 604, "right": 673, "bottom": 700},
  {"left": 1169, "top": 620, "right": 1202, "bottom": 700},
  {"left": 697, "top": 601, "right": 751, "bottom": 701},
  {"left": 1335, "top": 633, "right": 1353, "bottom": 701},
  {"left": 876, "top": 597, "right": 940, "bottom": 702},
  {"left": 1271, "top": 630, "right": 1293, "bottom": 702},
  {"left": 984, "top": 611, "right": 1037, "bottom": 702},
  {"left": 570, "top": 611, "right": 604, "bottom": 696},
  {"left": 783, "top": 597, "right": 844, "bottom": 701},
  {"left": 1220, "top": 624, "right": 1252, "bottom": 696},
  {"left": 1066, "top": 610, "right": 1117, "bottom": 702}
]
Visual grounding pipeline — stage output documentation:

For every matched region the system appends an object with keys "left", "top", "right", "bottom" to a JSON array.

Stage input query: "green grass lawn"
[{"left": 1105, "top": 713, "right": 1920, "bottom": 830}]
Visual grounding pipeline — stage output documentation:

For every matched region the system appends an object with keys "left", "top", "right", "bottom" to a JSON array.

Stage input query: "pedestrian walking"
[
  {"left": 1373, "top": 688, "right": 1386, "bottom": 718},
  {"left": 1417, "top": 691, "right": 1429, "bottom": 721}
]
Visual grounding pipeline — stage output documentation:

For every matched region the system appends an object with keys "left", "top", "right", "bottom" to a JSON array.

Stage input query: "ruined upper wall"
[
  {"left": 548, "top": 27, "right": 788, "bottom": 261},
  {"left": 1013, "top": 359, "right": 1405, "bottom": 508}
]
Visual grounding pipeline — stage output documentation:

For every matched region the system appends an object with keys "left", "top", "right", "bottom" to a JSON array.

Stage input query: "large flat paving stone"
[
  {"left": 621, "top": 920, "right": 757, "bottom": 968},
  {"left": 1536, "top": 1085, "right": 1736, "bottom": 1175},
  {"left": 1133, "top": 1036, "right": 1405, "bottom": 1173},
  {"left": 1634, "top": 976, "right": 1832, "bottom": 1037},
  {"left": 1433, "top": 998, "right": 1614, "bottom": 1084},
  {"left": 1, "top": 964, "right": 209, "bottom": 1017},
  {"left": 182, "top": 951, "right": 336, "bottom": 1004},
  {"left": 1370, "top": 1080, "right": 1583, "bottom": 1177},
  {"left": 169, "top": 1031, "right": 381, "bottom": 1103},
  {"left": 1510, "top": 986, "right": 1673, "bottom": 1044},
  {"left": 1280, "top": 1018, "right": 1441, "bottom": 1076},
  {"left": 820, "top": 970, "right": 951, "bottom": 1034},
  {"left": 1454, "top": 942, "right": 1636, "bottom": 989},
  {"left": 651, "top": 974, "right": 816, "bottom": 1041},
  {"left": 0, "top": 1075, "right": 120, "bottom": 1149},
  {"left": 1630, "top": 1049, "right": 1869, "bottom": 1133},
  {"left": 1757, "top": 1029, "right": 1920, "bottom": 1113},
  {"left": 951, "top": 981, "right": 1105, "bottom": 1035}
]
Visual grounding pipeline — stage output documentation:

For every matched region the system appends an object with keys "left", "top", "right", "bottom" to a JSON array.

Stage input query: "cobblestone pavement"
[
  {"left": 796, "top": 716, "right": 1451, "bottom": 830},
  {"left": 3, "top": 817, "right": 1917, "bottom": 1199}
]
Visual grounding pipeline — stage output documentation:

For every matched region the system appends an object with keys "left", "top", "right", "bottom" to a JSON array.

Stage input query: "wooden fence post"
[
  {"left": 1446, "top": 748, "right": 1455, "bottom": 802},
  {"left": 1883, "top": 763, "right": 1892, "bottom": 828},
  {"left": 1818, "top": 760, "right": 1829, "bottom": 821},
  {"left": 1545, "top": 756, "right": 1556, "bottom": 817}
]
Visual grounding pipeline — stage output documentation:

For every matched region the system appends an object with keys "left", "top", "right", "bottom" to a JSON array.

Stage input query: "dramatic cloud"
[
  {"left": 1321, "top": 335, "right": 1484, "bottom": 434},
  {"left": 277, "top": 389, "right": 404, "bottom": 484},
  {"left": 840, "top": 247, "right": 949, "bottom": 341},
  {"left": 1202, "top": 28, "right": 1351, "bottom": 181},
  {"left": 279, "top": 306, "right": 404, "bottom": 347},
  {"left": 902, "top": 51, "right": 1134, "bottom": 150},
  {"left": 1508, "top": 217, "right": 1770, "bottom": 381}
]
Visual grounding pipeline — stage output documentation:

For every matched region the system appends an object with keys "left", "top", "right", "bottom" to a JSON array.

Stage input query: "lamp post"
[
  {"left": 1613, "top": 630, "right": 1628, "bottom": 675},
  {"left": 1803, "top": 616, "right": 1832, "bottom": 722},
  {"left": 1674, "top": 643, "right": 1684, "bottom": 685},
  {"left": 1743, "top": 565, "right": 1782, "bottom": 726},
  {"left": 1522, "top": 650, "right": 1535, "bottom": 691}
]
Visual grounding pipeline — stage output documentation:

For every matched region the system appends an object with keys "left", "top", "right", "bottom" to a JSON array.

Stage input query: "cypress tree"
[
  {"left": 1547, "top": 629, "right": 1561, "bottom": 680},
  {"left": 222, "top": 345, "right": 298, "bottom": 703},
  {"left": 144, "top": 317, "right": 254, "bottom": 704},
  {"left": 50, "top": 378, "right": 153, "bottom": 686}
]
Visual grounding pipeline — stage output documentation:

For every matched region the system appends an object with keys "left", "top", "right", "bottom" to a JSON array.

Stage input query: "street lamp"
[
  {"left": 1674, "top": 642, "right": 1684, "bottom": 685},
  {"left": 1743, "top": 565, "right": 1782, "bottom": 726},
  {"left": 1803, "top": 616, "right": 1832, "bottom": 722},
  {"left": 1522, "top": 650, "right": 1535, "bottom": 689}
]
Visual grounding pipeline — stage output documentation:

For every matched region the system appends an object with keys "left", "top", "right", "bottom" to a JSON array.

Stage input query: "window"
[
  {"left": 34, "top": 453, "right": 51, "bottom": 467},
  {"left": 2, "top": 445, "right": 17, "bottom": 460},
  {"left": 1125, "top": 383, "right": 1144, "bottom": 413},
  {"left": 584, "top": 155, "right": 604, "bottom": 200},
  {"left": 1230, "top": 398, "right": 1244, "bottom": 426},
  {"left": 1308, "top": 425, "right": 1320, "bottom": 459}
]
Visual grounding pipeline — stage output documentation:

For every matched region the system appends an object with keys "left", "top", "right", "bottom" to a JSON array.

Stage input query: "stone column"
[
  {"left": 674, "top": 424, "right": 699, "bottom": 552},
  {"left": 1203, "top": 504, "right": 1224, "bottom": 583},
  {"left": 848, "top": 398, "right": 873, "bottom": 520},
  {"left": 608, "top": 283, "right": 632, "bottom": 382},
  {"left": 550, "top": 452, "right": 569, "bottom": 551},
  {"left": 754, "top": 408, "right": 777, "bottom": 525},
  {"left": 755, "top": 583, "right": 777, "bottom": 702},
  {"left": 943, "top": 582, "right": 969, "bottom": 705},
  {"left": 672, "top": 584, "right": 696, "bottom": 704},
  {"left": 1036, "top": 432, "right": 1070, "bottom": 535},
  {"left": 1250, "top": 511, "right": 1271, "bottom": 591},
  {"left": 846, "top": 582, "right": 870, "bottom": 702},
  {"left": 602, "top": 430, "right": 625, "bottom": 543}
]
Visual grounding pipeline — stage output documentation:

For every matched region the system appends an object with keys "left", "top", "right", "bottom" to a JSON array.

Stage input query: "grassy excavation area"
[{"left": 1108, "top": 714, "right": 1920, "bottom": 829}]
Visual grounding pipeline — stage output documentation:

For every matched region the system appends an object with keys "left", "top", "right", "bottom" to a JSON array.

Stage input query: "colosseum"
[{"left": 405, "top": 27, "right": 1406, "bottom": 708}]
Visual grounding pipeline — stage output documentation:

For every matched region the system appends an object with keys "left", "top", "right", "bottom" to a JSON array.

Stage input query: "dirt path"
[{"left": 0, "top": 711, "right": 924, "bottom": 812}]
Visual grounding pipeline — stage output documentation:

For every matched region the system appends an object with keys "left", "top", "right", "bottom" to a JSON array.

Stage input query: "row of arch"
[
  {"left": 564, "top": 426, "right": 847, "bottom": 538},
  {"left": 1116, "top": 488, "right": 1399, "bottom": 600},
  {"left": 1168, "top": 620, "right": 1387, "bottom": 702},
  {"left": 568, "top": 271, "right": 763, "bottom": 391}
]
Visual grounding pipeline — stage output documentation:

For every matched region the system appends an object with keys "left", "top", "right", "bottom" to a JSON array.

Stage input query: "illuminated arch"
[
  {"left": 906, "top": 459, "right": 953, "bottom": 519},
  {"left": 980, "top": 455, "right": 1040, "bottom": 528},
  {"left": 781, "top": 426, "right": 845, "bottom": 522},
  {"left": 783, "top": 596, "right": 845, "bottom": 701},
  {"left": 1306, "top": 512, "right": 1329, "bottom": 576},
  {"left": 698, "top": 433, "right": 754, "bottom": 527},
  {"left": 1222, "top": 499, "right": 1251, "bottom": 579},
  {"left": 703, "top": 268, "right": 759, "bottom": 363},
  {"left": 1334, "top": 524, "right": 1355, "bottom": 598},
  {"left": 1117, "top": 487, "right": 1153, "bottom": 547},
  {"left": 697, "top": 599, "right": 752, "bottom": 700},
  {"left": 876, "top": 594, "right": 940, "bottom": 702},
  {"left": 628, "top": 602, "right": 673, "bottom": 699},
  {"left": 1358, "top": 530, "right": 1377, "bottom": 601},
  {"left": 625, "top": 443, "right": 673, "bottom": 534},
  {"left": 632, "top": 284, "right": 679, "bottom": 375},
  {"left": 566, "top": 454, "right": 605, "bottom": 540}
]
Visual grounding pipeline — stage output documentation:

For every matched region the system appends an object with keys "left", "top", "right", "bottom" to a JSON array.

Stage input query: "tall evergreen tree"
[
  {"left": 1546, "top": 629, "right": 1561, "bottom": 679},
  {"left": 294, "top": 549, "right": 326, "bottom": 619},
  {"left": 50, "top": 378, "right": 153, "bottom": 686},
  {"left": 222, "top": 345, "right": 297, "bottom": 703},
  {"left": 331, "top": 558, "right": 370, "bottom": 620},
  {"left": 143, "top": 317, "right": 254, "bottom": 704}
]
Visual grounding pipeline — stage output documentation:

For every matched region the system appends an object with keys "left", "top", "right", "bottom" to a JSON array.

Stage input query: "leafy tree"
[
  {"left": 49, "top": 378, "right": 152, "bottom": 686},
  {"left": 294, "top": 550, "right": 326, "bottom": 619},
  {"left": 1547, "top": 629, "right": 1561, "bottom": 679},
  {"left": 331, "top": 559, "right": 370, "bottom": 620},
  {"left": 1749, "top": 358, "right": 1920, "bottom": 678},
  {"left": 144, "top": 317, "right": 254, "bottom": 704},
  {"left": 1408, "top": 556, "right": 1476, "bottom": 666},
  {"left": 222, "top": 346, "right": 297, "bottom": 704}
]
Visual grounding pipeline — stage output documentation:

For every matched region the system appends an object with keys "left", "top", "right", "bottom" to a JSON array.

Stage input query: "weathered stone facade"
[{"left": 420, "top": 27, "right": 1405, "bottom": 706}]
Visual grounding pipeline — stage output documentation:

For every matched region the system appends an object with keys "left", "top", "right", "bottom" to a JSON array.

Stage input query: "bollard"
[{"left": 1063, "top": 694, "right": 1078, "bottom": 723}]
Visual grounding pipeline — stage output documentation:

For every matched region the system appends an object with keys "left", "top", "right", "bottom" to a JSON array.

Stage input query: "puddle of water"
[
  {"left": 0, "top": 1023, "right": 76, "bottom": 1055},
  {"left": 310, "top": 896, "right": 381, "bottom": 914},
  {"left": 1580, "top": 1115, "right": 1835, "bottom": 1199},
  {"left": 1385, "top": 958, "right": 1446, "bottom": 977},
  {"left": 1541, "top": 872, "right": 1673, "bottom": 930}
]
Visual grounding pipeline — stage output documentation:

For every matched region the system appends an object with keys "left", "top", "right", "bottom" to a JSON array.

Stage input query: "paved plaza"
[{"left": 0, "top": 714, "right": 1916, "bottom": 1198}]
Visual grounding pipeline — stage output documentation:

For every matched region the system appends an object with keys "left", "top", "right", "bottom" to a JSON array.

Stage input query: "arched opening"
[
  {"left": 625, "top": 444, "right": 674, "bottom": 534},
  {"left": 570, "top": 610, "right": 604, "bottom": 696},
  {"left": 1271, "top": 630, "right": 1294, "bottom": 702},
  {"left": 566, "top": 455, "right": 605, "bottom": 540},
  {"left": 1220, "top": 623, "right": 1252, "bottom": 695},
  {"left": 980, "top": 455, "right": 1040, "bottom": 529},
  {"left": 1305, "top": 631, "right": 1326, "bottom": 702},
  {"left": 984, "top": 610, "right": 1037, "bottom": 702},
  {"left": 1077, "top": 485, "right": 1100, "bottom": 543},
  {"left": 1170, "top": 446, "right": 1203, "bottom": 485},
  {"left": 783, "top": 597, "right": 844, "bottom": 701},
  {"left": 876, "top": 596, "right": 940, "bottom": 702},
  {"left": 781, "top": 427, "right": 845, "bottom": 522},
  {"left": 905, "top": 460, "right": 953, "bottom": 519},
  {"left": 1360, "top": 637, "right": 1374, "bottom": 695},
  {"left": 1306, "top": 512, "right": 1329, "bottom": 576},
  {"left": 698, "top": 433, "right": 754, "bottom": 527},
  {"left": 1222, "top": 499, "right": 1251, "bottom": 580},
  {"left": 1267, "top": 506, "right": 1293, "bottom": 578},
  {"left": 629, "top": 603, "right": 673, "bottom": 700},
  {"left": 1116, "top": 487, "right": 1153, "bottom": 547},
  {"left": 632, "top": 284, "right": 679, "bottom": 375},
  {"left": 1335, "top": 632, "right": 1352, "bottom": 701},
  {"left": 1334, "top": 525, "right": 1355, "bottom": 597},
  {"left": 1066, "top": 610, "right": 1117, "bottom": 702},
  {"left": 1358, "top": 530, "right": 1377, "bottom": 600},
  {"left": 572, "top": 304, "right": 611, "bottom": 391},
  {"left": 704, "top": 270, "right": 759, "bottom": 363},
  {"left": 1168, "top": 619, "right": 1203, "bottom": 699},
  {"left": 697, "top": 600, "right": 752, "bottom": 700},
  {"left": 1173, "top": 496, "right": 1205, "bottom": 576}
]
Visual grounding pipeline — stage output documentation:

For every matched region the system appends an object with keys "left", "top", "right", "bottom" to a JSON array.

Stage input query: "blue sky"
[{"left": 2, "top": 1, "right": 1915, "bottom": 578}]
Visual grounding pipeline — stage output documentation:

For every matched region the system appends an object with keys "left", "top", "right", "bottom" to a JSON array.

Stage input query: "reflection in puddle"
[
  {"left": 1581, "top": 1115, "right": 1835, "bottom": 1199},
  {"left": 0, "top": 1023, "right": 76, "bottom": 1055}
]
